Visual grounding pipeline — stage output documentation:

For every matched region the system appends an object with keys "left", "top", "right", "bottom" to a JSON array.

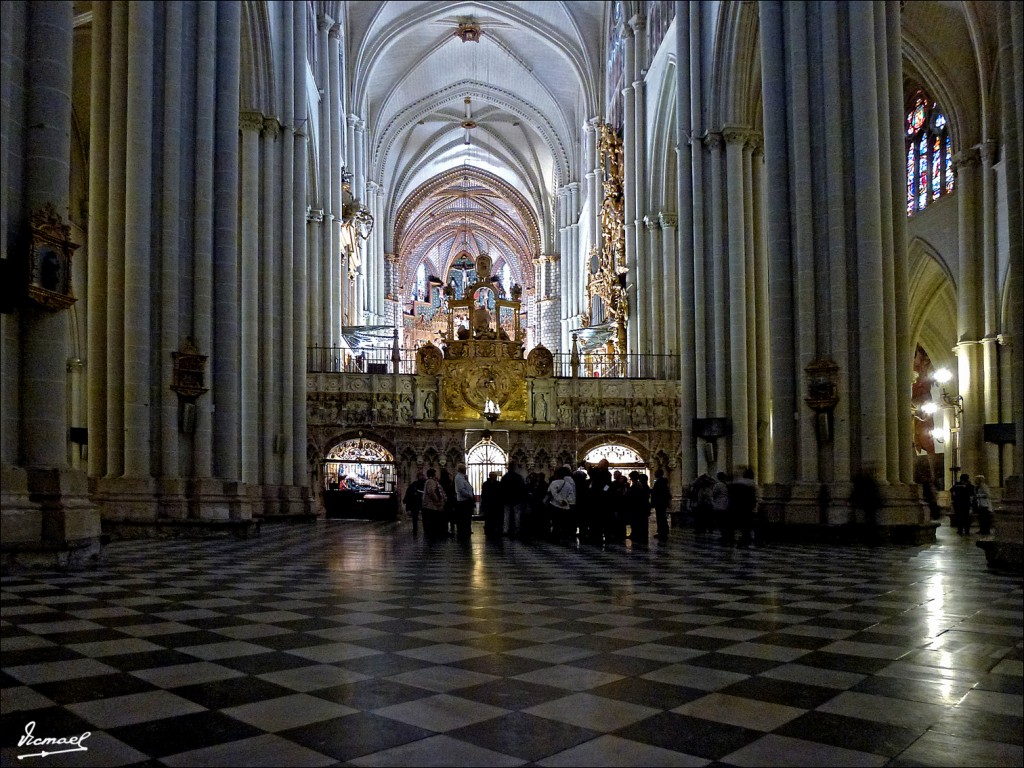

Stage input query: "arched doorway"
[
  {"left": 583, "top": 442, "right": 648, "bottom": 477},
  {"left": 466, "top": 437, "right": 507, "bottom": 496},
  {"left": 322, "top": 437, "right": 398, "bottom": 519}
]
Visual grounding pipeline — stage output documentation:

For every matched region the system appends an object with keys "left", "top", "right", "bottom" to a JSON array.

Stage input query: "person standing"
[
  {"left": 480, "top": 471, "right": 503, "bottom": 537},
  {"left": 850, "top": 465, "right": 883, "bottom": 544},
  {"left": 730, "top": 467, "right": 759, "bottom": 547},
  {"left": 585, "top": 459, "right": 613, "bottom": 544},
  {"left": 421, "top": 468, "right": 447, "bottom": 538},
  {"left": 571, "top": 465, "right": 590, "bottom": 542},
  {"left": 651, "top": 468, "right": 671, "bottom": 540},
  {"left": 626, "top": 471, "right": 651, "bottom": 544},
  {"left": 973, "top": 475, "right": 993, "bottom": 535},
  {"left": 454, "top": 463, "right": 475, "bottom": 540},
  {"left": 546, "top": 466, "right": 576, "bottom": 542},
  {"left": 500, "top": 462, "right": 527, "bottom": 538},
  {"left": 439, "top": 467, "right": 456, "bottom": 535},
  {"left": 950, "top": 472, "right": 975, "bottom": 535},
  {"left": 712, "top": 472, "right": 732, "bottom": 545},
  {"left": 403, "top": 470, "right": 426, "bottom": 534}
]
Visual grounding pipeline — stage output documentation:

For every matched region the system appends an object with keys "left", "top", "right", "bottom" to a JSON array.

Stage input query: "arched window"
[
  {"left": 906, "top": 88, "right": 953, "bottom": 216},
  {"left": 502, "top": 263, "right": 512, "bottom": 297},
  {"left": 583, "top": 443, "right": 646, "bottom": 475},
  {"left": 324, "top": 439, "right": 396, "bottom": 493},
  {"left": 466, "top": 439, "right": 507, "bottom": 495},
  {"left": 415, "top": 263, "right": 426, "bottom": 301}
]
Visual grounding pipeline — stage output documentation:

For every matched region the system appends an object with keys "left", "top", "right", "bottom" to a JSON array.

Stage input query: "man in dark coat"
[
  {"left": 500, "top": 462, "right": 528, "bottom": 538},
  {"left": 403, "top": 470, "right": 426, "bottom": 534},
  {"left": 950, "top": 472, "right": 975, "bottom": 535}
]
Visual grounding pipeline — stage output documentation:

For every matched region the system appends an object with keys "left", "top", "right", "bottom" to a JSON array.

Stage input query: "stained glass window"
[
  {"left": 907, "top": 145, "right": 916, "bottom": 215},
  {"left": 905, "top": 87, "right": 954, "bottom": 216}
]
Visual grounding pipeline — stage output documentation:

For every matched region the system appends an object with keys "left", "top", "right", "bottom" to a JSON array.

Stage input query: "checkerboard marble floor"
[{"left": 2, "top": 520, "right": 1021, "bottom": 767}]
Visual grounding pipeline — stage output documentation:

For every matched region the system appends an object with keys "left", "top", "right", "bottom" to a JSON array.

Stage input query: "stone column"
[
  {"left": 751, "top": 140, "right": 773, "bottom": 481},
  {"left": 979, "top": 0, "right": 1022, "bottom": 570},
  {"left": 239, "top": 111, "right": 262, "bottom": 486},
  {"left": 953, "top": 148, "right": 982, "bottom": 484},
  {"left": 292, "top": 0, "right": 310, "bottom": 491},
  {"left": 759, "top": 0, "right": 925, "bottom": 538},
  {"left": 105, "top": 1, "right": 128, "bottom": 478},
  {"left": 675, "top": 0, "right": 698, "bottom": 477},
  {"left": 316, "top": 16, "right": 333, "bottom": 342},
  {"left": 212, "top": 1, "right": 242, "bottom": 486},
  {"left": 631, "top": 13, "right": 648, "bottom": 355},
  {"left": 621, "top": 22, "right": 639, "bottom": 359},
  {"left": 192, "top": 0, "right": 216, "bottom": 480},
  {"left": 261, "top": 117, "right": 280, "bottom": 488},
  {"left": 87, "top": 1, "right": 111, "bottom": 479},
  {"left": 645, "top": 217, "right": 661, "bottom": 356},
  {"left": 743, "top": 135, "right": 759, "bottom": 475},
  {"left": 707, "top": 132, "right": 727, "bottom": 419},
  {"left": 10, "top": 0, "right": 100, "bottom": 565},
  {"left": 659, "top": 213, "right": 678, "bottom": 355},
  {"left": 724, "top": 127, "right": 749, "bottom": 468},
  {"left": 979, "top": 141, "right": 1001, "bottom": 480},
  {"left": 307, "top": 208, "right": 323, "bottom": 350},
  {"left": 123, "top": 1, "right": 155, "bottom": 480},
  {"left": 158, "top": 2, "right": 183, "bottom": 500},
  {"left": 568, "top": 182, "right": 581, "bottom": 321},
  {"left": 280, "top": 8, "right": 296, "bottom": 497}
]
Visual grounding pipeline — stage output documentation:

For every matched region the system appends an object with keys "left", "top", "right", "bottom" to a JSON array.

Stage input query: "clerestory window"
[{"left": 906, "top": 87, "right": 954, "bottom": 217}]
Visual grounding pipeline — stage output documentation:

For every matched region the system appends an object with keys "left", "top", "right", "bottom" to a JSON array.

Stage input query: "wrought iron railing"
[
  {"left": 307, "top": 346, "right": 680, "bottom": 381},
  {"left": 552, "top": 353, "right": 680, "bottom": 380},
  {"left": 307, "top": 346, "right": 418, "bottom": 374}
]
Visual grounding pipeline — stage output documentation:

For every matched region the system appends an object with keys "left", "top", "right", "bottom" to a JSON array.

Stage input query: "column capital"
[
  {"left": 952, "top": 147, "right": 980, "bottom": 170},
  {"left": 628, "top": 14, "right": 645, "bottom": 34},
  {"left": 703, "top": 132, "right": 723, "bottom": 150},
  {"left": 642, "top": 215, "right": 658, "bottom": 231},
  {"left": 658, "top": 212, "right": 678, "bottom": 229},
  {"left": 722, "top": 125, "right": 751, "bottom": 145},
  {"left": 239, "top": 111, "right": 264, "bottom": 133},
  {"left": 385, "top": 252, "right": 400, "bottom": 264},
  {"left": 978, "top": 140, "right": 999, "bottom": 165},
  {"left": 307, "top": 207, "right": 324, "bottom": 223},
  {"left": 262, "top": 116, "right": 280, "bottom": 139},
  {"left": 317, "top": 14, "right": 333, "bottom": 33},
  {"left": 328, "top": 23, "right": 342, "bottom": 40}
]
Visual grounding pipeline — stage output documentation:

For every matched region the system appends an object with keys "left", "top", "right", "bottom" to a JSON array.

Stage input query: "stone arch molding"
[{"left": 907, "top": 237, "right": 957, "bottom": 369}]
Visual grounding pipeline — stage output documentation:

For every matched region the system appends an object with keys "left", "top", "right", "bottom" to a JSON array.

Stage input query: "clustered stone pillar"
[
  {"left": 1, "top": 0, "right": 100, "bottom": 567},
  {"left": 759, "top": 0, "right": 927, "bottom": 540},
  {"left": 1, "top": 0, "right": 315, "bottom": 552}
]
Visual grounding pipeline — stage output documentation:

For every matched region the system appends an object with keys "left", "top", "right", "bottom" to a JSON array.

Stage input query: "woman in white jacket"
[
  {"left": 974, "top": 475, "right": 993, "bottom": 536},
  {"left": 546, "top": 466, "right": 576, "bottom": 542}
]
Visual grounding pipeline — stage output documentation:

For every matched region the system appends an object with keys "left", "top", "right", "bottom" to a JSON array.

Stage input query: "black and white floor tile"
[{"left": 2, "top": 520, "right": 1021, "bottom": 766}]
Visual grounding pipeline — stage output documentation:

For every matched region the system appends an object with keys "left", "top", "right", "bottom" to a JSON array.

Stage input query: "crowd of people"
[
  {"left": 402, "top": 458, "right": 764, "bottom": 547},
  {"left": 402, "top": 462, "right": 996, "bottom": 545}
]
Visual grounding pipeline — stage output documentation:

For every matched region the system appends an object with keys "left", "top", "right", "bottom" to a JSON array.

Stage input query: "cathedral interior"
[{"left": 1, "top": 1, "right": 1022, "bottom": 765}]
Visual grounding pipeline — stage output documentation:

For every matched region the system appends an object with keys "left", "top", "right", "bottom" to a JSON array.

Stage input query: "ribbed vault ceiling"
[{"left": 345, "top": 0, "right": 608, "bottom": 270}]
